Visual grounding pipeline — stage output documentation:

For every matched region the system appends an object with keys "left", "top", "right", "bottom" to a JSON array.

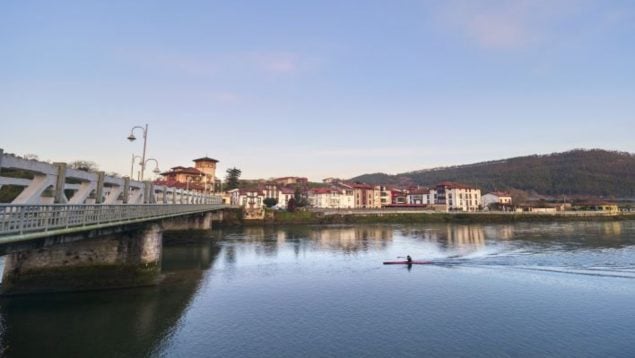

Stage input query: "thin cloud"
[
  {"left": 116, "top": 48, "right": 317, "bottom": 77},
  {"left": 248, "top": 51, "right": 323, "bottom": 75},
  {"left": 435, "top": 0, "right": 587, "bottom": 50},
  {"left": 115, "top": 48, "right": 219, "bottom": 77},
  {"left": 211, "top": 91, "right": 241, "bottom": 104},
  {"left": 250, "top": 52, "right": 301, "bottom": 74}
]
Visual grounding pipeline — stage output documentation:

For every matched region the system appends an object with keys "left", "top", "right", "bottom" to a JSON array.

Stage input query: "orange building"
[{"left": 157, "top": 157, "right": 219, "bottom": 192}]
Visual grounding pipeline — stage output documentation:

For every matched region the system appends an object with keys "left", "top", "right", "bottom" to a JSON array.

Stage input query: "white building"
[
  {"left": 276, "top": 187, "right": 295, "bottom": 209},
  {"left": 229, "top": 188, "right": 266, "bottom": 209},
  {"left": 482, "top": 192, "right": 513, "bottom": 209},
  {"left": 435, "top": 182, "right": 481, "bottom": 212},
  {"left": 309, "top": 187, "right": 355, "bottom": 209},
  {"left": 406, "top": 188, "right": 434, "bottom": 205}
]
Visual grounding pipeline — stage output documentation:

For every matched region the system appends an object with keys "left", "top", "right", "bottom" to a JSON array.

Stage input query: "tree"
[
  {"left": 21, "top": 154, "right": 39, "bottom": 160},
  {"left": 224, "top": 167, "right": 241, "bottom": 190},
  {"left": 287, "top": 197, "right": 297, "bottom": 212},
  {"left": 69, "top": 160, "right": 98, "bottom": 172},
  {"left": 263, "top": 197, "right": 278, "bottom": 208},
  {"left": 294, "top": 186, "right": 308, "bottom": 207}
]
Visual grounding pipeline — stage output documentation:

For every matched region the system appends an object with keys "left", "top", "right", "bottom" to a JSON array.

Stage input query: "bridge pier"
[
  {"left": 1, "top": 224, "right": 163, "bottom": 295},
  {"left": 162, "top": 212, "right": 215, "bottom": 231}
]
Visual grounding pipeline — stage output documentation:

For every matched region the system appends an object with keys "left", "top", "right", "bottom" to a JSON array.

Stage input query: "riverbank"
[{"left": 217, "top": 208, "right": 635, "bottom": 226}]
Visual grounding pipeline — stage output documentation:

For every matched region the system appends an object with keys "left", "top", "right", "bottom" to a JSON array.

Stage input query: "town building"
[
  {"left": 345, "top": 183, "right": 382, "bottom": 209},
  {"left": 158, "top": 156, "right": 219, "bottom": 192},
  {"left": 272, "top": 177, "right": 308, "bottom": 187},
  {"left": 379, "top": 186, "right": 392, "bottom": 207},
  {"left": 229, "top": 188, "right": 266, "bottom": 209},
  {"left": 482, "top": 192, "right": 513, "bottom": 210},
  {"left": 390, "top": 188, "right": 408, "bottom": 205},
  {"left": 407, "top": 187, "right": 433, "bottom": 205},
  {"left": 308, "top": 187, "right": 355, "bottom": 209},
  {"left": 276, "top": 187, "right": 296, "bottom": 209},
  {"left": 435, "top": 182, "right": 481, "bottom": 212}
]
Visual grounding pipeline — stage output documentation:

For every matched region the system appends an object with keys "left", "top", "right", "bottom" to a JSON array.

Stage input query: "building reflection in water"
[
  {"left": 308, "top": 227, "right": 393, "bottom": 253},
  {"left": 399, "top": 224, "right": 488, "bottom": 257},
  {"left": 483, "top": 225, "right": 514, "bottom": 241},
  {"left": 601, "top": 222, "right": 622, "bottom": 237},
  {"left": 216, "top": 226, "right": 394, "bottom": 257}
]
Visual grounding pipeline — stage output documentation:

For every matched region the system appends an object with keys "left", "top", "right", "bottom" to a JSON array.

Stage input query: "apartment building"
[{"left": 435, "top": 182, "right": 481, "bottom": 212}]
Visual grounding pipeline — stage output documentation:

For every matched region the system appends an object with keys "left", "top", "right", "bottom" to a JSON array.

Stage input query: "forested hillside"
[{"left": 351, "top": 149, "right": 635, "bottom": 198}]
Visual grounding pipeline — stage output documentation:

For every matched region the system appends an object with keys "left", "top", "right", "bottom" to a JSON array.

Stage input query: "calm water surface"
[{"left": 1, "top": 221, "right": 635, "bottom": 357}]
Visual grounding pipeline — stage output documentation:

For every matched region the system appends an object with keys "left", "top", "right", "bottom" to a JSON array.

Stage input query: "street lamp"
[
  {"left": 130, "top": 155, "right": 161, "bottom": 181},
  {"left": 130, "top": 154, "right": 142, "bottom": 179},
  {"left": 127, "top": 124, "right": 149, "bottom": 180},
  {"left": 143, "top": 158, "right": 161, "bottom": 176}
]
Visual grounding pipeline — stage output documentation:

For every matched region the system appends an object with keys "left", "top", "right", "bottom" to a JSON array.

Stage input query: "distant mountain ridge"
[{"left": 351, "top": 149, "right": 635, "bottom": 198}]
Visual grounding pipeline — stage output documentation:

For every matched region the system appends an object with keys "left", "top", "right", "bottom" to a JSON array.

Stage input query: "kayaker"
[{"left": 407, "top": 255, "right": 412, "bottom": 263}]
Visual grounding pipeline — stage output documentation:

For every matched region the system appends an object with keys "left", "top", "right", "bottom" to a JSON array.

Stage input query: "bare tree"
[{"left": 69, "top": 160, "right": 99, "bottom": 172}]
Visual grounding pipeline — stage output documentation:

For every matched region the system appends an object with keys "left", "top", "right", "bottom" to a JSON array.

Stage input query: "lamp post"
[
  {"left": 130, "top": 154, "right": 142, "bottom": 179},
  {"left": 127, "top": 124, "right": 149, "bottom": 180},
  {"left": 130, "top": 155, "right": 161, "bottom": 181},
  {"left": 143, "top": 158, "right": 161, "bottom": 177}
]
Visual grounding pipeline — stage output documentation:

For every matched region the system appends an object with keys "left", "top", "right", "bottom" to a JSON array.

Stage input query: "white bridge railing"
[
  {"left": 0, "top": 148, "right": 220, "bottom": 205},
  {"left": 0, "top": 203, "right": 224, "bottom": 236}
]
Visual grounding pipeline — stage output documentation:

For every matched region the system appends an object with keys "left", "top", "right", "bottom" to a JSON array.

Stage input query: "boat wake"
[{"left": 417, "top": 246, "right": 635, "bottom": 279}]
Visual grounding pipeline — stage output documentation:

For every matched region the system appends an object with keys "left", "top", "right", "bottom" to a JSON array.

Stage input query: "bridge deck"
[{"left": 0, "top": 204, "right": 227, "bottom": 244}]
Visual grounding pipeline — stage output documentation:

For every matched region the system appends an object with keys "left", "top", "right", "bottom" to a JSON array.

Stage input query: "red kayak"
[{"left": 383, "top": 260, "right": 432, "bottom": 265}]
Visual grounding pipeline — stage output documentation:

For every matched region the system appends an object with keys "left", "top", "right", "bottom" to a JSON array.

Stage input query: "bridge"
[{"left": 0, "top": 148, "right": 233, "bottom": 295}]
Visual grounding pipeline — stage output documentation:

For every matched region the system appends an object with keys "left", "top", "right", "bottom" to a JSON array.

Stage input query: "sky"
[{"left": 1, "top": 0, "right": 634, "bottom": 181}]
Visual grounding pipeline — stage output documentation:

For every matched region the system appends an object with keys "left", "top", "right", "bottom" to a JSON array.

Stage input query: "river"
[{"left": 1, "top": 221, "right": 635, "bottom": 357}]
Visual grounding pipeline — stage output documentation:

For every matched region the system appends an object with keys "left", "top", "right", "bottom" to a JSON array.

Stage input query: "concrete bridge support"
[
  {"left": 162, "top": 212, "right": 215, "bottom": 231},
  {"left": 1, "top": 224, "right": 163, "bottom": 295}
]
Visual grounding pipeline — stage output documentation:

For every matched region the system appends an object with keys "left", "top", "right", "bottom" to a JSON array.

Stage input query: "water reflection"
[
  {"left": 602, "top": 221, "right": 623, "bottom": 237},
  {"left": 308, "top": 227, "right": 393, "bottom": 253},
  {"left": 0, "top": 239, "right": 221, "bottom": 357},
  {"left": 218, "top": 222, "right": 634, "bottom": 262},
  {"left": 1, "top": 222, "right": 635, "bottom": 357},
  {"left": 483, "top": 225, "right": 515, "bottom": 240},
  {"left": 217, "top": 226, "right": 394, "bottom": 256}
]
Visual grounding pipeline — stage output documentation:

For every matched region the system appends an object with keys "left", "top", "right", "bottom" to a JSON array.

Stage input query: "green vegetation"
[
  {"left": 69, "top": 160, "right": 99, "bottom": 171},
  {"left": 352, "top": 149, "right": 635, "bottom": 198},
  {"left": 263, "top": 197, "right": 278, "bottom": 208},
  {"left": 0, "top": 168, "right": 32, "bottom": 202},
  {"left": 220, "top": 209, "right": 635, "bottom": 226},
  {"left": 224, "top": 167, "right": 242, "bottom": 190}
]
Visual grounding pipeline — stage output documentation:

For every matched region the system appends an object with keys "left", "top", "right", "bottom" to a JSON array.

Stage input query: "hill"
[{"left": 351, "top": 149, "right": 635, "bottom": 198}]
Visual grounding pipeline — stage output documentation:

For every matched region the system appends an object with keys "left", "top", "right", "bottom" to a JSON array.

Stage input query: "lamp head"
[
  {"left": 127, "top": 134, "right": 136, "bottom": 142},
  {"left": 153, "top": 168, "right": 161, "bottom": 174}
]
